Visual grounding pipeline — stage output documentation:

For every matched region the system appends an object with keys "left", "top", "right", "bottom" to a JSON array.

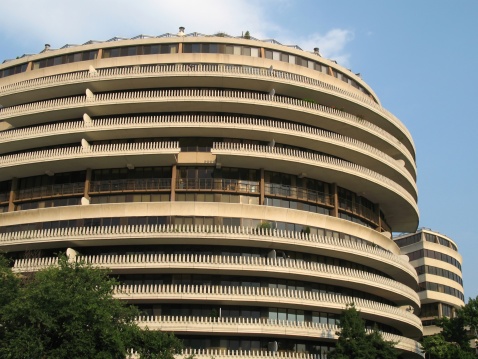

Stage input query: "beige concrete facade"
[
  {"left": 394, "top": 229, "right": 464, "bottom": 338},
  {"left": 0, "top": 29, "right": 426, "bottom": 358}
]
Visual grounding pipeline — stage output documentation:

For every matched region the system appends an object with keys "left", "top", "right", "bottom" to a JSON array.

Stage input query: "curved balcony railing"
[
  {"left": 89, "top": 178, "right": 171, "bottom": 194},
  {"left": 115, "top": 283, "right": 422, "bottom": 332},
  {"left": 135, "top": 316, "right": 423, "bottom": 357},
  {"left": 0, "top": 88, "right": 414, "bottom": 161},
  {"left": 0, "top": 63, "right": 414, "bottom": 150},
  {"left": 265, "top": 183, "right": 333, "bottom": 206},
  {"left": 0, "top": 224, "right": 418, "bottom": 283},
  {"left": 264, "top": 183, "right": 379, "bottom": 227},
  {"left": 0, "top": 114, "right": 416, "bottom": 178},
  {"left": 16, "top": 182, "right": 85, "bottom": 201},
  {"left": 174, "top": 347, "right": 424, "bottom": 359},
  {"left": 0, "top": 141, "right": 180, "bottom": 169},
  {"left": 338, "top": 196, "right": 378, "bottom": 224},
  {"left": 12, "top": 252, "right": 420, "bottom": 306},
  {"left": 177, "top": 178, "right": 259, "bottom": 194},
  {"left": 212, "top": 142, "right": 418, "bottom": 204},
  {"left": 0, "top": 142, "right": 417, "bottom": 210}
]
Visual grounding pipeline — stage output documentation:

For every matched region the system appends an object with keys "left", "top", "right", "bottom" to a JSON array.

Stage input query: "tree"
[
  {"left": 420, "top": 298, "right": 478, "bottom": 359},
  {"left": 0, "top": 254, "right": 182, "bottom": 359},
  {"left": 461, "top": 297, "right": 478, "bottom": 339},
  {"left": 421, "top": 333, "right": 475, "bottom": 359},
  {"left": 328, "top": 304, "right": 398, "bottom": 359}
]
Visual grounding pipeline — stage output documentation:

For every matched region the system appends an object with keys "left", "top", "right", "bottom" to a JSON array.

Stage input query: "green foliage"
[
  {"left": 257, "top": 221, "right": 272, "bottom": 230},
  {"left": 328, "top": 304, "right": 398, "bottom": 359},
  {"left": 0, "top": 255, "right": 19, "bottom": 309},
  {"left": 0, "top": 254, "right": 182, "bottom": 359},
  {"left": 421, "top": 334, "right": 475, "bottom": 359},
  {"left": 302, "top": 98, "right": 316, "bottom": 104},
  {"left": 461, "top": 296, "right": 478, "bottom": 338},
  {"left": 420, "top": 296, "right": 478, "bottom": 359},
  {"left": 134, "top": 329, "right": 183, "bottom": 359}
]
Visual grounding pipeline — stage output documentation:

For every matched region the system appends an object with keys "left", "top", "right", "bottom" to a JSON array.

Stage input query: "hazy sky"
[{"left": 1, "top": 0, "right": 477, "bottom": 299}]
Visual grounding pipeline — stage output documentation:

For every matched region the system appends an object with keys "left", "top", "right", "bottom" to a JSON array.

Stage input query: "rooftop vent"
[
  {"left": 313, "top": 47, "right": 321, "bottom": 56},
  {"left": 178, "top": 27, "right": 185, "bottom": 36},
  {"left": 41, "top": 44, "right": 51, "bottom": 53}
]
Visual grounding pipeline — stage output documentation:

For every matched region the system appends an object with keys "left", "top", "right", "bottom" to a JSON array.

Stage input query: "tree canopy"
[
  {"left": 421, "top": 297, "right": 478, "bottom": 359},
  {"left": 0, "top": 254, "right": 182, "bottom": 359},
  {"left": 328, "top": 304, "right": 398, "bottom": 359}
]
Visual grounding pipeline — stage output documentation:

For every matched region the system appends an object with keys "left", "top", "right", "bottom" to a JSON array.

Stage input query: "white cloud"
[
  {"left": 0, "top": 0, "right": 275, "bottom": 49},
  {"left": 296, "top": 29, "right": 355, "bottom": 67},
  {"left": 0, "top": 0, "right": 354, "bottom": 66}
]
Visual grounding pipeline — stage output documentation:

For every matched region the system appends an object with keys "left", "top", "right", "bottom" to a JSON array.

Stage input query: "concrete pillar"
[
  {"left": 84, "top": 168, "right": 92, "bottom": 200},
  {"left": 374, "top": 203, "right": 382, "bottom": 231},
  {"left": 260, "top": 168, "right": 265, "bottom": 205},
  {"left": 331, "top": 183, "right": 339, "bottom": 217},
  {"left": 171, "top": 165, "right": 177, "bottom": 201},
  {"left": 8, "top": 177, "right": 18, "bottom": 212}
]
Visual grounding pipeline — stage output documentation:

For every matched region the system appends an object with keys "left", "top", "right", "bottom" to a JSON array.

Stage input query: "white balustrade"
[
  {"left": 12, "top": 247, "right": 419, "bottom": 304},
  {"left": 212, "top": 142, "right": 417, "bottom": 203},
  {"left": 134, "top": 315, "right": 422, "bottom": 356},
  {"left": 0, "top": 86, "right": 413, "bottom": 161},
  {"left": 114, "top": 283, "right": 421, "bottom": 329},
  {"left": 0, "top": 141, "right": 179, "bottom": 168},
  {"left": 1, "top": 224, "right": 415, "bottom": 277},
  {"left": 0, "top": 64, "right": 413, "bottom": 146},
  {"left": 0, "top": 114, "right": 416, "bottom": 179}
]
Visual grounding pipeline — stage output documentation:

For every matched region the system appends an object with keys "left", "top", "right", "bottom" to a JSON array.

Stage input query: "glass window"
[{"left": 53, "top": 56, "right": 63, "bottom": 66}]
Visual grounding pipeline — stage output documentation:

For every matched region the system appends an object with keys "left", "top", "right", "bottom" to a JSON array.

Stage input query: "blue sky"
[{"left": 1, "top": 0, "right": 477, "bottom": 299}]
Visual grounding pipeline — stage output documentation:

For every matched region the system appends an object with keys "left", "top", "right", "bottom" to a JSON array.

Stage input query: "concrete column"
[
  {"left": 374, "top": 203, "right": 382, "bottom": 231},
  {"left": 8, "top": 177, "right": 18, "bottom": 212},
  {"left": 84, "top": 168, "right": 92, "bottom": 199},
  {"left": 171, "top": 165, "right": 177, "bottom": 201},
  {"left": 260, "top": 168, "right": 265, "bottom": 205},
  {"left": 331, "top": 183, "right": 339, "bottom": 217}
]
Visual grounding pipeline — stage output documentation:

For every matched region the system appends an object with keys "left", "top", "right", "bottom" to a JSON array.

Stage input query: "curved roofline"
[{"left": 1, "top": 30, "right": 373, "bottom": 102}]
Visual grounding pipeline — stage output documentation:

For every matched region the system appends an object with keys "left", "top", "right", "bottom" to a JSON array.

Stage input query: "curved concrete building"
[
  {"left": 0, "top": 29, "right": 423, "bottom": 358},
  {"left": 395, "top": 229, "right": 464, "bottom": 337}
]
